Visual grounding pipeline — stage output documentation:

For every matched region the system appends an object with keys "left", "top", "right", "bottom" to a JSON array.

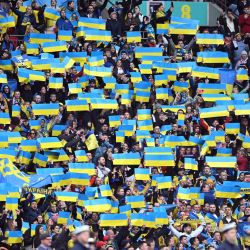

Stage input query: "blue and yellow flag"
[
  {"left": 0, "top": 73, "right": 7, "bottom": 84},
  {"left": 69, "top": 162, "right": 95, "bottom": 175},
  {"left": 0, "top": 60, "right": 13, "bottom": 71},
  {"left": 109, "top": 115, "right": 121, "bottom": 127},
  {"left": 84, "top": 64, "right": 112, "bottom": 77},
  {"left": 197, "top": 52, "right": 230, "bottom": 64},
  {"left": 57, "top": 211, "right": 70, "bottom": 224},
  {"left": 65, "top": 99, "right": 89, "bottom": 112},
  {"left": 217, "top": 148, "right": 232, "bottom": 156},
  {"left": 199, "top": 106, "right": 229, "bottom": 119},
  {"left": 78, "top": 17, "right": 106, "bottom": 30},
  {"left": 236, "top": 69, "right": 249, "bottom": 81},
  {"left": 44, "top": 7, "right": 60, "bottom": 20},
  {"left": 234, "top": 104, "right": 250, "bottom": 116},
  {"left": 205, "top": 156, "right": 236, "bottom": 168},
  {"left": 134, "top": 168, "right": 150, "bottom": 181},
  {"left": 58, "top": 30, "right": 72, "bottom": 41},
  {"left": 33, "top": 152, "right": 48, "bottom": 167},
  {"left": 130, "top": 72, "right": 142, "bottom": 82},
  {"left": 5, "top": 197, "right": 18, "bottom": 211},
  {"left": 137, "top": 119, "right": 153, "bottom": 131},
  {"left": 7, "top": 231, "right": 23, "bottom": 244},
  {"left": 100, "top": 213, "right": 128, "bottom": 227},
  {"left": 144, "top": 154, "right": 175, "bottom": 167},
  {"left": 73, "top": 150, "right": 88, "bottom": 162},
  {"left": 113, "top": 152, "right": 141, "bottom": 165},
  {"left": 131, "top": 213, "right": 144, "bottom": 226},
  {"left": 84, "top": 29, "right": 111, "bottom": 42},
  {"left": 59, "top": 51, "right": 87, "bottom": 64},
  {"left": 137, "top": 109, "right": 151, "bottom": 120},
  {"left": 0, "top": 113, "right": 10, "bottom": 124},
  {"left": 42, "top": 41, "right": 67, "bottom": 53},
  {"left": 154, "top": 73, "right": 168, "bottom": 86},
  {"left": 116, "top": 131, "right": 125, "bottom": 143},
  {"left": 32, "top": 103, "right": 59, "bottom": 116},
  {"left": 90, "top": 99, "right": 118, "bottom": 110},
  {"left": 177, "top": 187, "right": 191, "bottom": 200},
  {"left": 135, "top": 91, "right": 150, "bottom": 103},
  {"left": 127, "top": 31, "right": 141, "bottom": 43},
  {"left": 54, "top": 191, "right": 79, "bottom": 202},
  {"left": 156, "top": 23, "right": 169, "bottom": 35},
  {"left": 169, "top": 23, "right": 198, "bottom": 35},
  {"left": 26, "top": 43, "right": 39, "bottom": 55},
  {"left": 37, "top": 137, "right": 62, "bottom": 149},
  {"left": 0, "top": 16, "right": 15, "bottom": 28},
  {"left": 156, "top": 176, "right": 172, "bottom": 189},
  {"left": 192, "top": 66, "right": 219, "bottom": 79},
  {"left": 99, "top": 185, "right": 112, "bottom": 197},
  {"left": 84, "top": 198, "right": 112, "bottom": 212},
  {"left": 49, "top": 77, "right": 63, "bottom": 89},
  {"left": 197, "top": 83, "right": 226, "bottom": 94},
  {"left": 126, "top": 195, "right": 145, "bottom": 208},
  {"left": 30, "top": 33, "right": 56, "bottom": 43},
  {"left": 215, "top": 185, "right": 242, "bottom": 199},
  {"left": 119, "top": 204, "right": 131, "bottom": 216},
  {"left": 196, "top": 33, "right": 224, "bottom": 45},
  {"left": 184, "top": 158, "right": 198, "bottom": 171},
  {"left": 135, "top": 47, "right": 162, "bottom": 58}
]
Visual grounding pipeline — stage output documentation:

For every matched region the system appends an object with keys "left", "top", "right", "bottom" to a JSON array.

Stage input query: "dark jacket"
[
  {"left": 71, "top": 242, "right": 89, "bottom": 250},
  {"left": 56, "top": 17, "right": 73, "bottom": 30},
  {"left": 217, "top": 240, "right": 241, "bottom": 250},
  {"left": 106, "top": 18, "right": 122, "bottom": 37}
]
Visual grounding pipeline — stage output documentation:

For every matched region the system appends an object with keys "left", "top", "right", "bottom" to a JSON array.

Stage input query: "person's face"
[
  {"left": 220, "top": 171, "right": 227, "bottom": 181},
  {"left": 61, "top": 10, "right": 66, "bottom": 18},
  {"left": 193, "top": 204, "right": 200, "bottom": 213},
  {"left": 227, "top": 11, "right": 233, "bottom": 19},
  {"left": 26, "top": 6, "right": 32, "bottom": 14},
  {"left": 178, "top": 40, "right": 184, "bottom": 48},
  {"left": 54, "top": 226, "right": 60, "bottom": 234},
  {"left": 3, "top": 86, "right": 9, "bottom": 93},
  {"left": 140, "top": 242, "right": 149, "bottom": 250},
  {"left": 186, "top": 148, "right": 191, "bottom": 155},
  {"left": 154, "top": 126, "right": 160, "bottom": 134},
  {"left": 102, "top": 124, "right": 109, "bottom": 132},
  {"left": 118, "top": 188, "right": 124, "bottom": 196},
  {"left": 31, "top": 201, "right": 37, "bottom": 209},
  {"left": 69, "top": 1, "right": 74, "bottom": 9},
  {"left": 127, "top": 12, "right": 132, "bottom": 19},
  {"left": 14, "top": 91, "right": 20, "bottom": 99},
  {"left": 124, "top": 112, "right": 130, "bottom": 119},
  {"left": 224, "top": 228, "right": 237, "bottom": 244},
  {"left": 87, "top": 153, "right": 92, "bottom": 161},
  {"left": 210, "top": 204, "right": 216, "bottom": 213},
  {"left": 134, "top": 6, "right": 140, "bottom": 13},
  {"left": 111, "top": 12, "right": 117, "bottom": 20},
  {"left": 214, "top": 232, "right": 221, "bottom": 241},
  {"left": 88, "top": 5, "right": 94, "bottom": 13},
  {"left": 37, "top": 215, "right": 43, "bottom": 223},
  {"left": 51, "top": 0, "right": 57, "bottom": 6},
  {"left": 236, "top": 34, "right": 242, "bottom": 42},
  {"left": 225, "top": 207, "right": 232, "bottom": 216},
  {"left": 39, "top": 227, "right": 44, "bottom": 234},
  {"left": 184, "top": 225, "right": 192, "bottom": 234},
  {"left": 172, "top": 124, "right": 178, "bottom": 132},
  {"left": 159, "top": 5, "right": 164, "bottom": 11},
  {"left": 241, "top": 118, "right": 248, "bottom": 126},
  {"left": 98, "top": 157, "right": 105, "bottom": 166},
  {"left": 77, "top": 231, "right": 90, "bottom": 244}
]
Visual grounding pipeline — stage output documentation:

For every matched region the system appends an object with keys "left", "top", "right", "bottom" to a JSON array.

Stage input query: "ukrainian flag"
[
  {"left": 29, "top": 120, "right": 40, "bottom": 130},
  {"left": 126, "top": 195, "right": 145, "bottom": 208},
  {"left": 176, "top": 61, "right": 196, "bottom": 74},
  {"left": 31, "top": 58, "right": 55, "bottom": 71},
  {"left": 33, "top": 152, "right": 48, "bottom": 167},
  {"left": 116, "top": 131, "right": 125, "bottom": 143},
  {"left": 197, "top": 83, "right": 226, "bottom": 94},
  {"left": 196, "top": 33, "right": 224, "bottom": 45},
  {"left": 18, "top": 151, "right": 32, "bottom": 165},
  {"left": 113, "top": 152, "right": 140, "bottom": 165},
  {"left": 67, "top": 83, "right": 82, "bottom": 94},
  {"left": 134, "top": 168, "right": 150, "bottom": 181},
  {"left": 103, "top": 76, "right": 116, "bottom": 89},
  {"left": 155, "top": 88, "right": 168, "bottom": 100},
  {"left": 142, "top": 55, "right": 168, "bottom": 65},
  {"left": 199, "top": 106, "right": 229, "bottom": 119},
  {"left": 173, "top": 81, "right": 189, "bottom": 92},
  {"left": 74, "top": 150, "right": 88, "bottom": 162},
  {"left": 84, "top": 198, "right": 111, "bottom": 212},
  {"left": 135, "top": 47, "right": 162, "bottom": 58},
  {"left": 169, "top": 23, "right": 198, "bottom": 35},
  {"left": 69, "top": 162, "right": 95, "bottom": 175},
  {"left": 57, "top": 211, "right": 70, "bottom": 224},
  {"left": 136, "top": 130, "right": 151, "bottom": 141},
  {"left": 0, "top": 136, "right": 8, "bottom": 148},
  {"left": 139, "top": 64, "right": 152, "bottom": 74},
  {"left": 58, "top": 30, "right": 72, "bottom": 41},
  {"left": 59, "top": 51, "right": 87, "bottom": 64},
  {"left": 190, "top": 187, "right": 201, "bottom": 199},
  {"left": 144, "top": 154, "right": 174, "bottom": 167},
  {"left": 76, "top": 26, "right": 86, "bottom": 37},
  {"left": 154, "top": 74, "right": 168, "bottom": 86},
  {"left": 11, "top": 105, "right": 20, "bottom": 118},
  {"left": 236, "top": 69, "right": 249, "bottom": 81},
  {"left": 243, "top": 136, "right": 250, "bottom": 148},
  {"left": 177, "top": 187, "right": 191, "bottom": 200},
  {"left": 143, "top": 213, "right": 156, "bottom": 228},
  {"left": 32, "top": 103, "right": 59, "bottom": 116},
  {"left": 155, "top": 212, "right": 168, "bottom": 225},
  {"left": 225, "top": 123, "right": 240, "bottom": 134},
  {"left": 30, "top": 33, "right": 56, "bottom": 43},
  {"left": 0, "top": 113, "right": 10, "bottom": 124},
  {"left": 0, "top": 16, "right": 15, "bottom": 28},
  {"left": 234, "top": 104, "right": 250, "bottom": 115},
  {"left": 184, "top": 158, "right": 198, "bottom": 171},
  {"left": 7, "top": 231, "right": 22, "bottom": 244},
  {"left": 202, "top": 94, "right": 231, "bottom": 102},
  {"left": 42, "top": 41, "right": 67, "bottom": 53},
  {"left": 65, "top": 99, "right": 89, "bottom": 112},
  {"left": 217, "top": 148, "right": 232, "bottom": 156},
  {"left": 197, "top": 52, "right": 230, "bottom": 64},
  {"left": 5, "top": 197, "right": 18, "bottom": 211},
  {"left": 37, "top": 137, "right": 62, "bottom": 149},
  {"left": 0, "top": 73, "right": 7, "bottom": 84},
  {"left": 44, "top": 7, "right": 60, "bottom": 20},
  {"left": 100, "top": 185, "right": 112, "bottom": 197},
  {"left": 156, "top": 23, "right": 169, "bottom": 35},
  {"left": 137, "top": 119, "right": 153, "bottom": 131},
  {"left": 215, "top": 185, "right": 242, "bottom": 198},
  {"left": 119, "top": 204, "right": 131, "bottom": 216},
  {"left": 171, "top": 16, "right": 199, "bottom": 26},
  {"left": 100, "top": 213, "right": 128, "bottom": 227},
  {"left": 134, "top": 81, "right": 151, "bottom": 92},
  {"left": 90, "top": 99, "right": 118, "bottom": 110},
  {"left": 84, "top": 64, "right": 112, "bottom": 77},
  {"left": 85, "top": 133, "right": 99, "bottom": 151},
  {"left": 205, "top": 156, "right": 236, "bottom": 168},
  {"left": 21, "top": 221, "right": 29, "bottom": 234},
  {"left": 109, "top": 115, "right": 121, "bottom": 127},
  {"left": 156, "top": 176, "right": 172, "bottom": 189},
  {"left": 54, "top": 191, "right": 78, "bottom": 202},
  {"left": 0, "top": 59, "right": 13, "bottom": 71},
  {"left": 51, "top": 124, "right": 66, "bottom": 137},
  {"left": 78, "top": 17, "right": 106, "bottom": 30},
  {"left": 137, "top": 109, "right": 151, "bottom": 120},
  {"left": 84, "top": 29, "right": 111, "bottom": 42},
  {"left": 192, "top": 66, "right": 219, "bottom": 79},
  {"left": 211, "top": 130, "right": 225, "bottom": 142},
  {"left": 233, "top": 93, "right": 249, "bottom": 102},
  {"left": 163, "top": 69, "right": 177, "bottom": 81},
  {"left": 62, "top": 56, "right": 75, "bottom": 69},
  {"left": 87, "top": 56, "right": 104, "bottom": 67},
  {"left": 26, "top": 43, "right": 39, "bottom": 55},
  {"left": 130, "top": 72, "right": 142, "bottom": 82},
  {"left": 131, "top": 213, "right": 144, "bottom": 226},
  {"left": 115, "top": 83, "right": 129, "bottom": 94},
  {"left": 165, "top": 135, "right": 193, "bottom": 147},
  {"left": 135, "top": 91, "right": 150, "bottom": 103},
  {"left": 127, "top": 31, "right": 141, "bottom": 43},
  {"left": 49, "top": 77, "right": 63, "bottom": 89}
]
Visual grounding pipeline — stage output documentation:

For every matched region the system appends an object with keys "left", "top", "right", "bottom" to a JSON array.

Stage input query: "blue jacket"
[{"left": 56, "top": 17, "right": 73, "bottom": 30}]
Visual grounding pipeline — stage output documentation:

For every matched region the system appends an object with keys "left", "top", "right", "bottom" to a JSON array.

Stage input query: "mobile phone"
[{"left": 171, "top": 1, "right": 174, "bottom": 8}]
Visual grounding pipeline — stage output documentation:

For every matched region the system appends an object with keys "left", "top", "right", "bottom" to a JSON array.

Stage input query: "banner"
[{"left": 22, "top": 187, "right": 53, "bottom": 195}]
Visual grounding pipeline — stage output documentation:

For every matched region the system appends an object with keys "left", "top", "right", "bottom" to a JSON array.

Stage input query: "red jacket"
[{"left": 239, "top": 14, "right": 250, "bottom": 34}]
